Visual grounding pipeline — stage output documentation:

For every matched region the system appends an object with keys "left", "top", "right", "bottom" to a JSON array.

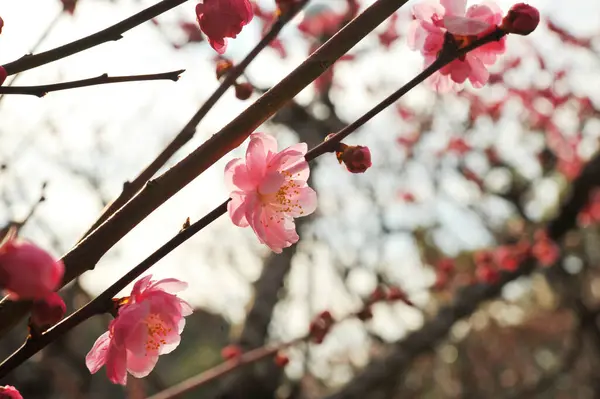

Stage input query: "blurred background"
[{"left": 2, "top": 0, "right": 600, "bottom": 397}]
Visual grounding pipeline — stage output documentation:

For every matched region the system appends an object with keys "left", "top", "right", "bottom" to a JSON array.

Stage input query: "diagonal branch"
[
  {"left": 1, "top": 0, "right": 188, "bottom": 75},
  {"left": 0, "top": 70, "right": 184, "bottom": 97},
  {"left": 323, "top": 152, "right": 600, "bottom": 399}
]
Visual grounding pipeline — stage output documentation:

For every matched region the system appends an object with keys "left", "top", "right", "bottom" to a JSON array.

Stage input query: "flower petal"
[
  {"left": 441, "top": 0, "right": 466, "bottom": 16},
  {"left": 286, "top": 186, "right": 318, "bottom": 217},
  {"left": 224, "top": 158, "right": 255, "bottom": 191},
  {"left": 246, "top": 133, "right": 278, "bottom": 181},
  {"left": 228, "top": 191, "right": 250, "bottom": 227},
  {"left": 149, "top": 278, "right": 188, "bottom": 294},
  {"left": 443, "top": 15, "right": 491, "bottom": 35},
  {"left": 126, "top": 351, "right": 159, "bottom": 379},
  {"left": 86, "top": 331, "right": 111, "bottom": 374}
]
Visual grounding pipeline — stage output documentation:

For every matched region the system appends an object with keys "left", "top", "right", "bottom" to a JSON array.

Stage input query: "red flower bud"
[
  {"left": 476, "top": 264, "right": 500, "bottom": 284},
  {"left": 61, "top": 0, "right": 78, "bottom": 14},
  {"left": 356, "top": 306, "right": 373, "bottom": 321},
  {"left": 0, "top": 16, "right": 4, "bottom": 34},
  {"left": 221, "top": 344, "right": 242, "bottom": 360},
  {"left": 216, "top": 59, "right": 234, "bottom": 80},
  {"left": 501, "top": 3, "right": 540, "bottom": 35},
  {"left": 30, "top": 292, "right": 66, "bottom": 329},
  {"left": 340, "top": 145, "right": 372, "bottom": 173},
  {"left": 0, "top": 67, "right": 6, "bottom": 86},
  {"left": 274, "top": 352, "right": 289, "bottom": 367},
  {"left": 309, "top": 311, "right": 335, "bottom": 344},
  {"left": 234, "top": 82, "right": 253, "bottom": 100}
]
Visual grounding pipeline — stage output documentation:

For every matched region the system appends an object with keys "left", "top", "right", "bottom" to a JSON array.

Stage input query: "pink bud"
[
  {"left": 31, "top": 292, "right": 66, "bottom": 328},
  {"left": 501, "top": 3, "right": 540, "bottom": 35},
  {"left": 0, "top": 240, "right": 64, "bottom": 300},
  {"left": 0, "top": 67, "right": 7, "bottom": 86},
  {"left": 341, "top": 145, "right": 372, "bottom": 173},
  {"left": 0, "top": 385, "right": 23, "bottom": 399}
]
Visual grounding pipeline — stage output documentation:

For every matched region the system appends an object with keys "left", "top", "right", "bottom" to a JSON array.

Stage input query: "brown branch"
[
  {"left": 79, "top": 0, "right": 310, "bottom": 238},
  {"left": 0, "top": 70, "right": 184, "bottom": 97},
  {"left": 1, "top": 0, "right": 189, "bottom": 75}
]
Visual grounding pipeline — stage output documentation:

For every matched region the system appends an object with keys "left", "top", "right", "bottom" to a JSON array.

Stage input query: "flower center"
[
  {"left": 145, "top": 313, "right": 172, "bottom": 353},
  {"left": 261, "top": 170, "right": 304, "bottom": 227}
]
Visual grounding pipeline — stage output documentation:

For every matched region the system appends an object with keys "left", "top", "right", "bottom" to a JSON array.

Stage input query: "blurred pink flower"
[
  {"left": 225, "top": 133, "right": 317, "bottom": 253},
  {"left": 195, "top": 0, "right": 253, "bottom": 54},
  {"left": 86, "top": 276, "right": 193, "bottom": 385},
  {"left": 0, "top": 386, "right": 22, "bottom": 399},
  {"left": 31, "top": 292, "right": 66, "bottom": 329},
  {"left": 0, "top": 240, "right": 64, "bottom": 300},
  {"left": 408, "top": 0, "right": 506, "bottom": 92}
]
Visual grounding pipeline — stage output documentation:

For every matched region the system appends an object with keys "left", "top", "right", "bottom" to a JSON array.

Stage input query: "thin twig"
[
  {"left": 0, "top": 70, "right": 184, "bottom": 97},
  {"left": 1, "top": 0, "right": 189, "bottom": 75},
  {"left": 148, "top": 337, "right": 304, "bottom": 399},
  {"left": 79, "top": 0, "right": 311, "bottom": 239},
  {"left": 0, "top": 10, "right": 63, "bottom": 105}
]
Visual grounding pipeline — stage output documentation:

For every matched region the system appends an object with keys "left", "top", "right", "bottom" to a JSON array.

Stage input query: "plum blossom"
[
  {"left": 225, "top": 133, "right": 317, "bottom": 253},
  {"left": 0, "top": 386, "right": 22, "bottom": 399},
  {"left": 0, "top": 240, "right": 64, "bottom": 300},
  {"left": 408, "top": 0, "right": 506, "bottom": 92},
  {"left": 86, "top": 275, "right": 193, "bottom": 385},
  {"left": 195, "top": 0, "right": 253, "bottom": 54}
]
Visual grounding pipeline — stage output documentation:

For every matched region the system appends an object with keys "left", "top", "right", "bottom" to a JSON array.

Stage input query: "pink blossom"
[
  {"left": 0, "top": 240, "right": 64, "bottom": 300},
  {"left": 195, "top": 0, "right": 253, "bottom": 54},
  {"left": 225, "top": 133, "right": 317, "bottom": 253},
  {"left": 408, "top": 0, "right": 506, "bottom": 92},
  {"left": 0, "top": 386, "right": 22, "bottom": 399},
  {"left": 86, "top": 275, "right": 193, "bottom": 385}
]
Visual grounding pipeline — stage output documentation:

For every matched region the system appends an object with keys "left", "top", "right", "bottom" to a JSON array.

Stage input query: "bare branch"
[{"left": 0, "top": 70, "right": 184, "bottom": 97}]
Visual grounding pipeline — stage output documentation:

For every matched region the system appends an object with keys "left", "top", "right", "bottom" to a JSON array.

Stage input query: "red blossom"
[
  {"left": 446, "top": 137, "right": 471, "bottom": 156},
  {"left": 437, "top": 258, "right": 455, "bottom": 274},
  {"left": 578, "top": 189, "right": 600, "bottom": 227},
  {"left": 532, "top": 230, "right": 559, "bottom": 267},
  {"left": 476, "top": 264, "right": 500, "bottom": 284},
  {"left": 0, "top": 67, "right": 6, "bottom": 86},
  {"left": 221, "top": 344, "right": 243, "bottom": 360}
]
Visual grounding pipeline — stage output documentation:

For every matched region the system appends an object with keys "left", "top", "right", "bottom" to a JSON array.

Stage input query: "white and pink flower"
[
  {"left": 225, "top": 133, "right": 317, "bottom": 253},
  {"left": 408, "top": 0, "right": 506, "bottom": 92},
  {"left": 86, "top": 275, "right": 193, "bottom": 385}
]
